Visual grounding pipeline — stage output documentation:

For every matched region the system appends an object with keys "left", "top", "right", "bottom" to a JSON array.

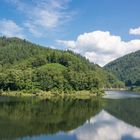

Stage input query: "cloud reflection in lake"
[{"left": 70, "top": 110, "right": 140, "bottom": 140}]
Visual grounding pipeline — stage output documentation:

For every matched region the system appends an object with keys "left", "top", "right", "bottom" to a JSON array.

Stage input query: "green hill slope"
[
  {"left": 104, "top": 50, "right": 140, "bottom": 86},
  {"left": 0, "top": 37, "right": 122, "bottom": 93}
]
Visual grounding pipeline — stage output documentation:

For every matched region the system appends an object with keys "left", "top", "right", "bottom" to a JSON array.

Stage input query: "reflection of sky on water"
[
  {"left": 72, "top": 110, "right": 140, "bottom": 140},
  {"left": 103, "top": 91, "right": 140, "bottom": 99},
  {"left": 23, "top": 110, "right": 140, "bottom": 140}
]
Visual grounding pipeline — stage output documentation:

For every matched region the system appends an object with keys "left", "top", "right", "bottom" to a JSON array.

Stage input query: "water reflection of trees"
[
  {"left": 0, "top": 97, "right": 101, "bottom": 139},
  {"left": 103, "top": 98, "right": 140, "bottom": 128}
]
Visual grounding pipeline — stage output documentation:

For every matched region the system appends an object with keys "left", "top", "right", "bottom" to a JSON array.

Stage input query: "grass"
[{"left": 0, "top": 89, "right": 104, "bottom": 100}]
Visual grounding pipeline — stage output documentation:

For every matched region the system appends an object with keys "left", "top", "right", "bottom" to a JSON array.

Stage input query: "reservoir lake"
[{"left": 0, "top": 91, "right": 140, "bottom": 140}]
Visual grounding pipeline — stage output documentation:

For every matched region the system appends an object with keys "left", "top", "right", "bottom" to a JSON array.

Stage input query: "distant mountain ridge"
[{"left": 104, "top": 50, "right": 140, "bottom": 86}]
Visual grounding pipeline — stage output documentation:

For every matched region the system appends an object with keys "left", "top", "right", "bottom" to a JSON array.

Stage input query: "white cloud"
[
  {"left": 129, "top": 27, "right": 140, "bottom": 35},
  {"left": 0, "top": 19, "right": 24, "bottom": 38},
  {"left": 7, "top": 0, "right": 72, "bottom": 37},
  {"left": 24, "top": 22, "right": 42, "bottom": 37},
  {"left": 57, "top": 31, "right": 140, "bottom": 66}
]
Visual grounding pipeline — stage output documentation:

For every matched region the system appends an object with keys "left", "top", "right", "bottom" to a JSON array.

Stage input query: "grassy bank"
[{"left": 0, "top": 89, "right": 104, "bottom": 100}]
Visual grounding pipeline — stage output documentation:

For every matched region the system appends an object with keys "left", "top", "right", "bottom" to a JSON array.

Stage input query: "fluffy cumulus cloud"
[
  {"left": 57, "top": 31, "right": 140, "bottom": 66},
  {"left": 0, "top": 19, "right": 24, "bottom": 38},
  {"left": 7, "top": 0, "right": 72, "bottom": 37},
  {"left": 129, "top": 27, "right": 140, "bottom": 35}
]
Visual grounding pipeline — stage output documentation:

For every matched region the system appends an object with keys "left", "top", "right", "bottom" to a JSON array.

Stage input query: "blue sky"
[{"left": 0, "top": 0, "right": 140, "bottom": 66}]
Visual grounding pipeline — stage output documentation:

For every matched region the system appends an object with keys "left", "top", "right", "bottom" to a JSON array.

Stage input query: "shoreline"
[
  {"left": 104, "top": 88, "right": 128, "bottom": 91},
  {"left": 0, "top": 90, "right": 104, "bottom": 100}
]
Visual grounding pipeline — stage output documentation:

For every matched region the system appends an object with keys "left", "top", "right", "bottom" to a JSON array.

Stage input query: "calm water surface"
[{"left": 0, "top": 91, "right": 140, "bottom": 140}]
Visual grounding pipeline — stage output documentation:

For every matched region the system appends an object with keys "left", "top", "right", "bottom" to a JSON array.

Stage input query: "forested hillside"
[
  {"left": 0, "top": 37, "right": 123, "bottom": 93},
  {"left": 104, "top": 50, "right": 140, "bottom": 86}
]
